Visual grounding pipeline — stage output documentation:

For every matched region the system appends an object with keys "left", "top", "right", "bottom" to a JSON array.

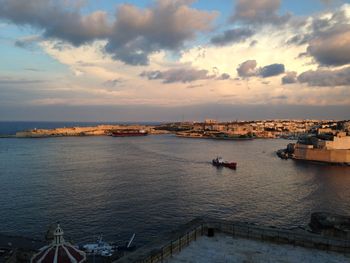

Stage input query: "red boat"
[
  {"left": 212, "top": 157, "right": 237, "bottom": 170},
  {"left": 111, "top": 129, "right": 148, "bottom": 137}
]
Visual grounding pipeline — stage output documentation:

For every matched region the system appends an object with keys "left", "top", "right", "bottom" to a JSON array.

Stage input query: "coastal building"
[
  {"left": 293, "top": 132, "right": 350, "bottom": 164},
  {"left": 204, "top": 119, "right": 217, "bottom": 124},
  {"left": 31, "top": 224, "right": 86, "bottom": 263}
]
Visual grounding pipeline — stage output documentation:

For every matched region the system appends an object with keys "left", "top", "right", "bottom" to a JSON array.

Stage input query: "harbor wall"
[
  {"left": 116, "top": 218, "right": 350, "bottom": 263},
  {"left": 294, "top": 148, "right": 350, "bottom": 164}
]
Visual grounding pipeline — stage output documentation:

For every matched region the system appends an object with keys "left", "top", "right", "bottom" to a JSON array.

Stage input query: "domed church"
[{"left": 31, "top": 224, "right": 86, "bottom": 263}]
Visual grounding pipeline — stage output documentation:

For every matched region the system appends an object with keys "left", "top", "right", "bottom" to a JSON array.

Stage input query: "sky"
[{"left": 0, "top": 0, "right": 349, "bottom": 121}]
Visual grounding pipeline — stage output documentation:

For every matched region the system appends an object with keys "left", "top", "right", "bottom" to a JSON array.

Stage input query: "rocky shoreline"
[{"left": 7, "top": 125, "right": 170, "bottom": 138}]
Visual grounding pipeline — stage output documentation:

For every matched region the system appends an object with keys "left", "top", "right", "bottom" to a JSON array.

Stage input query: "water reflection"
[{"left": 0, "top": 135, "right": 349, "bottom": 245}]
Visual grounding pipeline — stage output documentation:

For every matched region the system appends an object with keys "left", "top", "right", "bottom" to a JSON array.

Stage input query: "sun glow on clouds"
[
  {"left": 2, "top": 1, "right": 350, "bottom": 110},
  {"left": 40, "top": 21, "right": 349, "bottom": 107}
]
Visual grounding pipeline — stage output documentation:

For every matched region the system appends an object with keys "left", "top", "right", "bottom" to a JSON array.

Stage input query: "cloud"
[
  {"left": 259, "top": 63, "right": 285, "bottom": 78},
  {"left": 105, "top": 1, "right": 217, "bottom": 65},
  {"left": 24, "top": 68, "right": 43, "bottom": 72},
  {"left": 237, "top": 60, "right": 258, "bottom": 78},
  {"left": 306, "top": 5, "right": 350, "bottom": 66},
  {"left": 14, "top": 35, "right": 41, "bottom": 49},
  {"left": 186, "top": 84, "right": 203, "bottom": 89},
  {"left": 249, "top": 40, "right": 258, "bottom": 47},
  {"left": 217, "top": 73, "right": 231, "bottom": 80},
  {"left": 103, "top": 79, "right": 123, "bottom": 88},
  {"left": 237, "top": 60, "right": 285, "bottom": 78},
  {"left": 0, "top": 78, "right": 45, "bottom": 85},
  {"left": 298, "top": 67, "right": 350, "bottom": 87},
  {"left": 282, "top": 71, "right": 297, "bottom": 84},
  {"left": 286, "top": 8, "right": 343, "bottom": 46},
  {"left": 0, "top": 0, "right": 216, "bottom": 65},
  {"left": 231, "top": 0, "right": 290, "bottom": 25},
  {"left": 307, "top": 24, "right": 350, "bottom": 66},
  {"left": 210, "top": 28, "right": 254, "bottom": 46},
  {"left": 140, "top": 67, "right": 214, "bottom": 83},
  {"left": 285, "top": 5, "right": 350, "bottom": 67},
  {"left": 271, "top": 95, "right": 288, "bottom": 99},
  {"left": 0, "top": 0, "right": 111, "bottom": 46}
]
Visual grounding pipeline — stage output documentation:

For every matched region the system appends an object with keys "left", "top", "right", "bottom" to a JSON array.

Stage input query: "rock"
[{"left": 309, "top": 212, "right": 350, "bottom": 239}]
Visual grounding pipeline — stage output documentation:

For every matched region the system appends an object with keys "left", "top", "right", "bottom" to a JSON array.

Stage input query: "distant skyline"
[{"left": 0, "top": 0, "right": 350, "bottom": 121}]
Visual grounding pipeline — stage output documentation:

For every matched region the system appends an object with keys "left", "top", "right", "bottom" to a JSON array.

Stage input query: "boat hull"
[
  {"left": 111, "top": 133, "right": 147, "bottom": 137},
  {"left": 111, "top": 131, "right": 148, "bottom": 137},
  {"left": 212, "top": 160, "right": 237, "bottom": 169}
]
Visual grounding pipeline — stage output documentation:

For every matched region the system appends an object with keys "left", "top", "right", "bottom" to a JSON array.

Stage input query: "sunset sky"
[{"left": 0, "top": 0, "right": 349, "bottom": 121}]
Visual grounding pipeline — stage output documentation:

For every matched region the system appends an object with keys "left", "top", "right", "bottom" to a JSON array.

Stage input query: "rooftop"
[{"left": 166, "top": 233, "right": 350, "bottom": 263}]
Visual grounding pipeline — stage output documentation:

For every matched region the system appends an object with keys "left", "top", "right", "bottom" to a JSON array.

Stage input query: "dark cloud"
[
  {"left": 237, "top": 60, "right": 257, "bottom": 78},
  {"left": 286, "top": 14, "right": 336, "bottom": 46},
  {"left": 282, "top": 72, "right": 297, "bottom": 84},
  {"left": 307, "top": 24, "right": 350, "bottom": 66},
  {"left": 259, "top": 63, "right": 285, "bottom": 78},
  {"left": 286, "top": 7, "right": 350, "bottom": 67},
  {"left": 14, "top": 35, "right": 41, "bottom": 49},
  {"left": 186, "top": 84, "right": 203, "bottom": 89},
  {"left": 298, "top": 67, "right": 350, "bottom": 87},
  {"left": 210, "top": 28, "right": 254, "bottom": 46},
  {"left": 0, "top": 78, "right": 45, "bottom": 85},
  {"left": 0, "top": 0, "right": 216, "bottom": 65},
  {"left": 103, "top": 79, "right": 123, "bottom": 88},
  {"left": 231, "top": 0, "right": 290, "bottom": 25},
  {"left": 237, "top": 60, "right": 285, "bottom": 78},
  {"left": 311, "top": 17, "right": 333, "bottom": 32},
  {"left": 249, "top": 40, "right": 258, "bottom": 47},
  {"left": 24, "top": 68, "right": 43, "bottom": 72},
  {"left": 105, "top": 1, "right": 217, "bottom": 65},
  {"left": 140, "top": 68, "right": 214, "bottom": 83},
  {"left": 297, "top": 52, "right": 309, "bottom": 59},
  {"left": 271, "top": 95, "right": 288, "bottom": 99},
  {"left": 217, "top": 73, "right": 231, "bottom": 80},
  {"left": 0, "top": 0, "right": 111, "bottom": 46},
  {"left": 286, "top": 34, "right": 309, "bottom": 46}
]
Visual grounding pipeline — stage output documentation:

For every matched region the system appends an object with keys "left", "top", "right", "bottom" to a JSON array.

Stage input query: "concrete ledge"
[{"left": 115, "top": 218, "right": 350, "bottom": 263}]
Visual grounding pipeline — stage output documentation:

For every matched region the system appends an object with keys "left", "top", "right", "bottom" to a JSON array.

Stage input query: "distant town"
[
  {"left": 8, "top": 119, "right": 350, "bottom": 140},
  {"left": 158, "top": 119, "right": 350, "bottom": 140}
]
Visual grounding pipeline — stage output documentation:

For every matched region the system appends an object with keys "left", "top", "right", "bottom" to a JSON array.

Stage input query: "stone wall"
[{"left": 294, "top": 148, "right": 350, "bottom": 164}]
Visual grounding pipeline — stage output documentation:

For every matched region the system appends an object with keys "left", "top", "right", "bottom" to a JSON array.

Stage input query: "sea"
[{"left": 0, "top": 121, "right": 350, "bottom": 246}]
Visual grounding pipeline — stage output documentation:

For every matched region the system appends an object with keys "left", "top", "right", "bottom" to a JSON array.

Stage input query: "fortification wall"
[{"left": 294, "top": 148, "right": 350, "bottom": 164}]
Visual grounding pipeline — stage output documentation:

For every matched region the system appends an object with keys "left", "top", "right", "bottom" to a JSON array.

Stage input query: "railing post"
[
  {"left": 170, "top": 241, "right": 173, "bottom": 256},
  {"left": 179, "top": 236, "right": 181, "bottom": 252}
]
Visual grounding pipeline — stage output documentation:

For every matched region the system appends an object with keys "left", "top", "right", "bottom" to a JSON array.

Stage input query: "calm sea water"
[{"left": 0, "top": 123, "right": 350, "bottom": 246}]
